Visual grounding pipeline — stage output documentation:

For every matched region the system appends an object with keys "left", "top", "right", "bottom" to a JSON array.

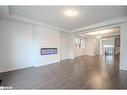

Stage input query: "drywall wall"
[
  {"left": 94, "top": 38, "right": 100, "bottom": 55},
  {"left": 0, "top": 18, "right": 67, "bottom": 73},
  {"left": 101, "top": 38, "right": 114, "bottom": 46},
  {"left": 74, "top": 37, "right": 99, "bottom": 57},
  {"left": 120, "top": 23, "right": 127, "bottom": 71},
  {"left": 68, "top": 34, "right": 75, "bottom": 59},
  {"left": 74, "top": 48, "right": 85, "bottom": 57},
  {"left": 84, "top": 38, "right": 96, "bottom": 56},
  {"left": 60, "top": 32, "right": 69, "bottom": 60},
  {"left": 0, "top": 19, "right": 34, "bottom": 73},
  {"left": 34, "top": 25, "right": 60, "bottom": 67}
]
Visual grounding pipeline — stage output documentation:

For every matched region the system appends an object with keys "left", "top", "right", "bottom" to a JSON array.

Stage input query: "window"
[{"left": 75, "top": 36, "right": 85, "bottom": 48}]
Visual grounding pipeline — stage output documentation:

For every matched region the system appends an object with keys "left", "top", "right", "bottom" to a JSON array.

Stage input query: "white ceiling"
[{"left": 8, "top": 6, "right": 127, "bottom": 31}]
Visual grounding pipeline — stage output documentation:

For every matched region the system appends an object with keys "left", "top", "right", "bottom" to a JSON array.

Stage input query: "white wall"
[
  {"left": 34, "top": 25, "right": 60, "bottom": 67},
  {"left": 68, "top": 34, "right": 75, "bottom": 59},
  {"left": 60, "top": 32, "right": 69, "bottom": 60},
  {"left": 84, "top": 38, "right": 97, "bottom": 56},
  {"left": 74, "top": 37, "right": 99, "bottom": 57},
  {"left": 95, "top": 38, "right": 100, "bottom": 55},
  {"left": 120, "top": 23, "right": 127, "bottom": 71},
  {"left": 75, "top": 48, "right": 86, "bottom": 57},
  {"left": 0, "top": 18, "right": 66, "bottom": 73},
  {"left": 0, "top": 19, "right": 34, "bottom": 73}
]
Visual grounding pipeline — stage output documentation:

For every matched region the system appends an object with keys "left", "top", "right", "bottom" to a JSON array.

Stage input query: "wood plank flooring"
[{"left": 0, "top": 55, "right": 127, "bottom": 89}]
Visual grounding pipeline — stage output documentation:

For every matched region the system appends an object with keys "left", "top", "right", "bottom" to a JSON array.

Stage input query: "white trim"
[
  {"left": 80, "top": 32, "right": 120, "bottom": 38},
  {"left": 70, "top": 16, "right": 127, "bottom": 33},
  {"left": 73, "top": 24, "right": 121, "bottom": 35}
]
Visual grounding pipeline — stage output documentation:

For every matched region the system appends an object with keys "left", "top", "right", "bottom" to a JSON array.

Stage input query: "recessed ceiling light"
[{"left": 64, "top": 9, "right": 78, "bottom": 17}]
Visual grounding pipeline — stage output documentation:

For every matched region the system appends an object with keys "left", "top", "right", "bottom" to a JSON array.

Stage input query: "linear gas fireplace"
[{"left": 40, "top": 48, "right": 57, "bottom": 55}]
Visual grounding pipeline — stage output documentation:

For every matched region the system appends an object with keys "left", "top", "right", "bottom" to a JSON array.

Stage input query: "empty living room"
[{"left": 0, "top": 5, "right": 127, "bottom": 91}]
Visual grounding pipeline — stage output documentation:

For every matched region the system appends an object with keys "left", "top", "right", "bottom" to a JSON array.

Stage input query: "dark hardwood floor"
[{"left": 0, "top": 55, "right": 127, "bottom": 89}]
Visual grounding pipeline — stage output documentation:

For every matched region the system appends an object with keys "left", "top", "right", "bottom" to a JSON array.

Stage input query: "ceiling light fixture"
[{"left": 64, "top": 9, "right": 78, "bottom": 17}]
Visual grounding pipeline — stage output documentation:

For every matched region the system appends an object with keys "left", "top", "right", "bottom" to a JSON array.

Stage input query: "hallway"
[{"left": 0, "top": 55, "right": 126, "bottom": 89}]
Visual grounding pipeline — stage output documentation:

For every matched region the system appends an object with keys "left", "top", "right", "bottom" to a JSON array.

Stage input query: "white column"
[
  {"left": 120, "top": 23, "right": 127, "bottom": 71},
  {"left": 68, "top": 34, "right": 75, "bottom": 59}
]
